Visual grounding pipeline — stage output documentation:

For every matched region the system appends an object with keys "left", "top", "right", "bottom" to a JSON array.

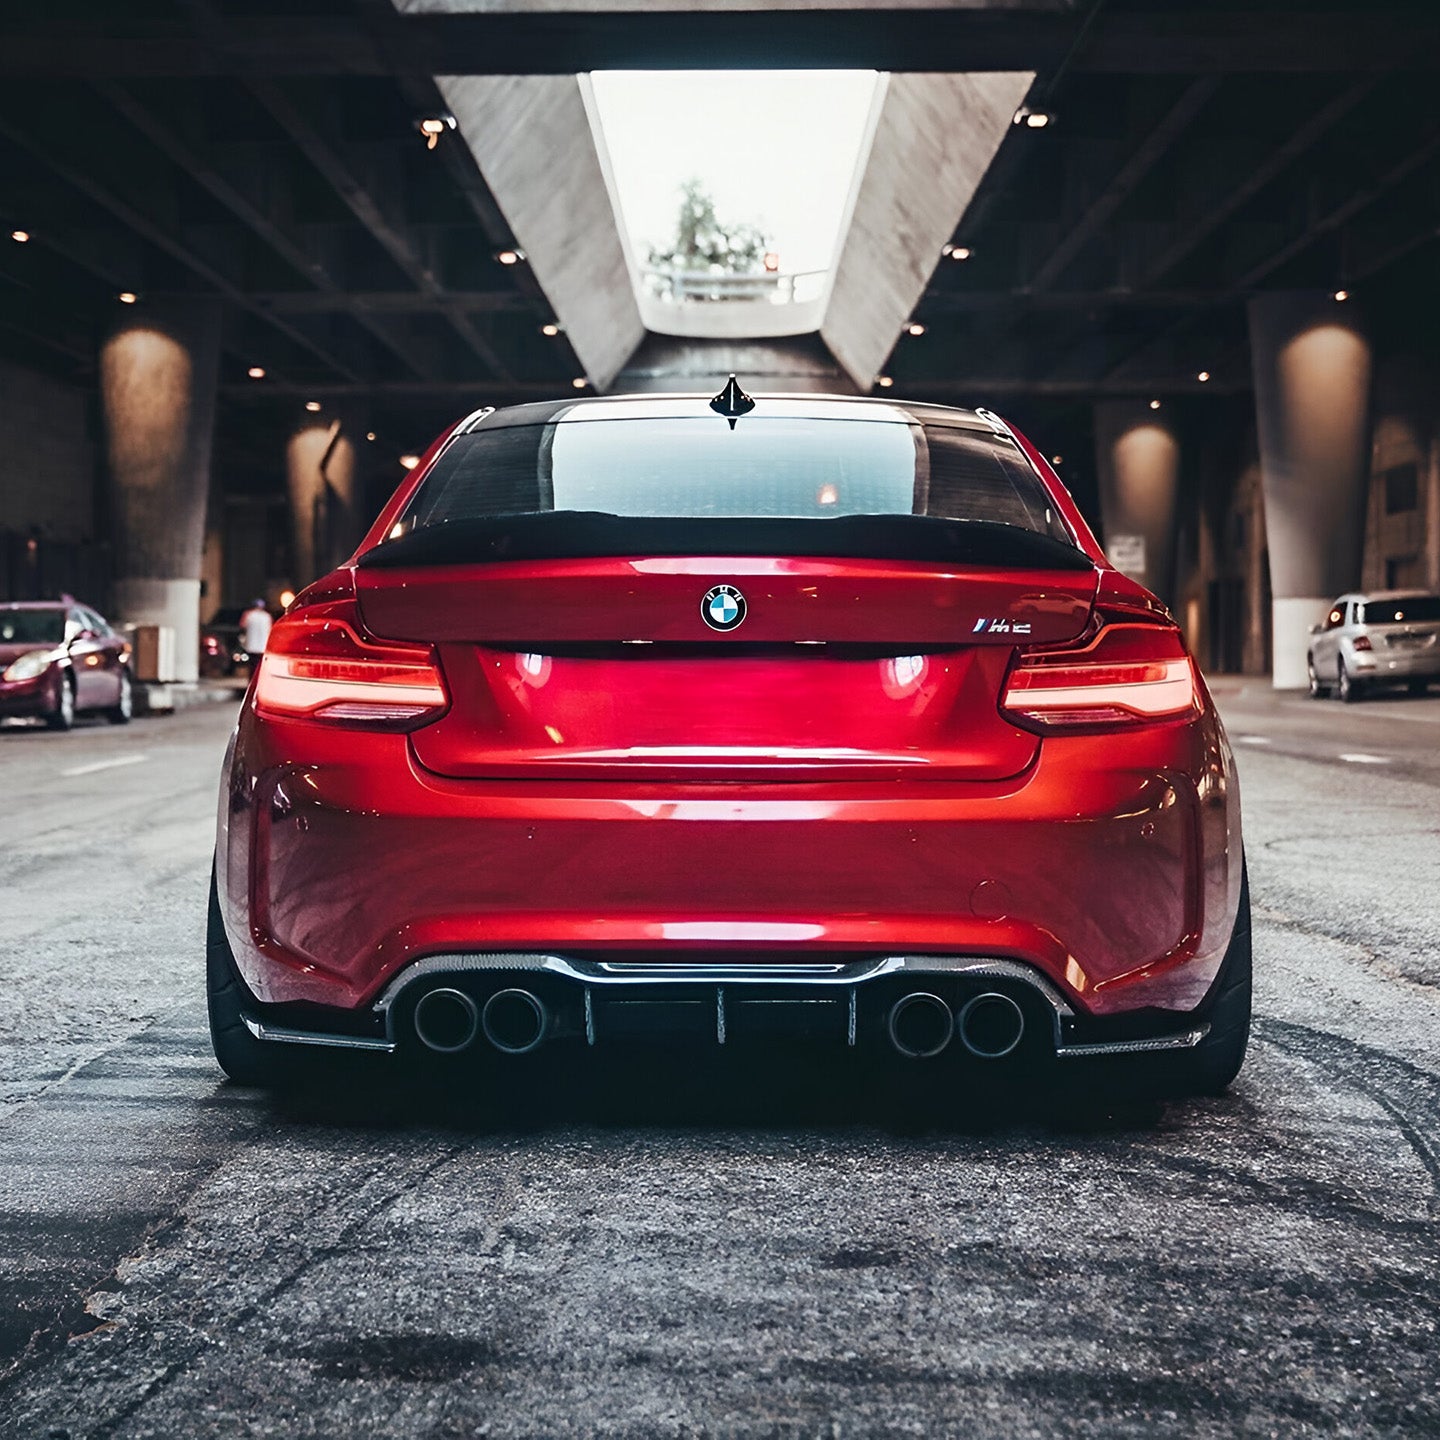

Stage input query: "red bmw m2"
[{"left": 209, "top": 389, "right": 1248, "bottom": 1096}]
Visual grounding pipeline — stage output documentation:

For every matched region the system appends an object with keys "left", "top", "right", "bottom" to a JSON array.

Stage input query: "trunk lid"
[{"left": 355, "top": 552, "right": 1098, "bottom": 782}]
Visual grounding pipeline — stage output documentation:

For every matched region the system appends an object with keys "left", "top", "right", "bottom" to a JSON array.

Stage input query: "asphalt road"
[{"left": 1, "top": 682, "right": 1438, "bottom": 1438}]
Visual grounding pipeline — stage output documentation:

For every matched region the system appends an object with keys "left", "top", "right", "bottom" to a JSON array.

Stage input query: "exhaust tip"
[
  {"left": 413, "top": 987, "right": 479, "bottom": 1054},
  {"left": 481, "top": 988, "right": 549, "bottom": 1055},
  {"left": 887, "top": 992, "right": 954, "bottom": 1059},
  {"left": 957, "top": 991, "right": 1025, "bottom": 1059}
]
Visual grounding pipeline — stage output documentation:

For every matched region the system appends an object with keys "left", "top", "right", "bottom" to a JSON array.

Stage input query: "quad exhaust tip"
[
  {"left": 481, "top": 988, "right": 549, "bottom": 1055},
  {"left": 957, "top": 991, "right": 1026, "bottom": 1059},
  {"left": 413, "top": 987, "right": 480, "bottom": 1054},
  {"left": 887, "top": 992, "right": 954, "bottom": 1059}
]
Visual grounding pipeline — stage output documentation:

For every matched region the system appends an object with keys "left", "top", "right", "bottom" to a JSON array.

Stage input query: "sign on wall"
[{"left": 1107, "top": 533, "right": 1147, "bottom": 578}]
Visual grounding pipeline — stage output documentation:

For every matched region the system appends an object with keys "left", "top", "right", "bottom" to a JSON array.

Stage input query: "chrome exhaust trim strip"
[
  {"left": 241, "top": 1013, "right": 396, "bottom": 1053},
  {"left": 1055, "top": 1025, "right": 1210, "bottom": 1058}
]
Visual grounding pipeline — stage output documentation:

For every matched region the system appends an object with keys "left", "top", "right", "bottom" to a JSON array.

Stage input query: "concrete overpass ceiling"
[{"left": 0, "top": 1, "right": 1438, "bottom": 466}]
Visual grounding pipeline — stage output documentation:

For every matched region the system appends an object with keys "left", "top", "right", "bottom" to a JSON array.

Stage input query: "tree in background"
[{"left": 648, "top": 179, "right": 770, "bottom": 275}]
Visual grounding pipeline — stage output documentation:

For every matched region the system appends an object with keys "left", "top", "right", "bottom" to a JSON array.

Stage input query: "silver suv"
[{"left": 1307, "top": 590, "right": 1440, "bottom": 701}]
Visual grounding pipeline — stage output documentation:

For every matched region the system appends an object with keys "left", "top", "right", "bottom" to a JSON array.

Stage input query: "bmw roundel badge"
[{"left": 701, "top": 583, "right": 747, "bottom": 632}]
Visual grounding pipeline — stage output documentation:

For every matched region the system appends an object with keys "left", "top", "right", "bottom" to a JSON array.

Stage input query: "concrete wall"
[
  {"left": 0, "top": 360, "right": 99, "bottom": 543},
  {"left": 1364, "top": 365, "right": 1440, "bottom": 594},
  {"left": 0, "top": 359, "right": 104, "bottom": 603}
]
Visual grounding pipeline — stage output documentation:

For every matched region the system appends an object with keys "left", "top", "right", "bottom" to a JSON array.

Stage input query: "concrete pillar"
[
  {"left": 285, "top": 412, "right": 358, "bottom": 591},
  {"left": 100, "top": 300, "right": 221, "bottom": 684},
  {"left": 1248, "top": 293, "right": 1373, "bottom": 688},
  {"left": 1093, "top": 401, "right": 1181, "bottom": 608}
]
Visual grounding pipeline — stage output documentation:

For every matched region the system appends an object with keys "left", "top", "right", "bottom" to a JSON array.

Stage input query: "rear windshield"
[
  {"left": 0, "top": 609, "right": 66, "bottom": 645},
  {"left": 397, "top": 417, "right": 1073, "bottom": 545},
  {"left": 1360, "top": 596, "right": 1440, "bottom": 625}
]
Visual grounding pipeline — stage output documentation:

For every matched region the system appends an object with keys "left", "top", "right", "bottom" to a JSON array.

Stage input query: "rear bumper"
[
  {"left": 1351, "top": 648, "right": 1440, "bottom": 681},
  {"left": 236, "top": 953, "right": 1212, "bottom": 1060},
  {"left": 217, "top": 699, "right": 1243, "bottom": 1023}
]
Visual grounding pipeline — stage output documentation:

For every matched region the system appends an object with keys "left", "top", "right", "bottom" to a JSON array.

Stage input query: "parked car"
[
  {"left": 208, "top": 389, "right": 1249, "bottom": 1101},
  {"left": 1307, "top": 590, "right": 1440, "bottom": 701},
  {"left": 200, "top": 606, "right": 250, "bottom": 677},
  {"left": 0, "top": 598, "right": 133, "bottom": 728}
]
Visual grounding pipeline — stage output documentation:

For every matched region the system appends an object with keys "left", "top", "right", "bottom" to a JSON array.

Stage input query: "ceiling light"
[
  {"left": 876, "top": 375, "right": 894, "bottom": 389},
  {"left": 247, "top": 366, "right": 266, "bottom": 380},
  {"left": 10, "top": 229, "right": 29, "bottom": 243},
  {"left": 497, "top": 249, "right": 524, "bottom": 266},
  {"left": 541, "top": 323, "right": 561, "bottom": 337},
  {"left": 279, "top": 589, "right": 296, "bottom": 608},
  {"left": 117, "top": 292, "right": 137, "bottom": 305},
  {"left": 572, "top": 377, "right": 587, "bottom": 389},
  {"left": 1333, "top": 288, "right": 1350, "bottom": 302},
  {"left": 399, "top": 454, "right": 420, "bottom": 470},
  {"left": 906, "top": 323, "right": 926, "bottom": 337},
  {"left": 950, "top": 246, "right": 972, "bottom": 261},
  {"left": 1051, "top": 455, "right": 1063, "bottom": 466},
  {"left": 1149, "top": 399, "right": 1162, "bottom": 411},
  {"left": 1014, "top": 107, "right": 1054, "bottom": 129},
  {"left": 305, "top": 400, "right": 322, "bottom": 413},
  {"left": 1197, "top": 370, "right": 1211, "bottom": 383},
  {"left": 366, "top": 431, "right": 376, "bottom": 442}
]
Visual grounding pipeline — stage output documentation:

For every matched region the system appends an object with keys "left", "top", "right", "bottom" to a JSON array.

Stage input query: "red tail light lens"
[
  {"left": 255, "top": 605, "right": 447, "bottom": 728},
  {"left": 1351, "top": 635, "right": 1373, "bottom": 652},
  {"left": 1001, "top": 623, "right": 1198, "bottom": 731}
]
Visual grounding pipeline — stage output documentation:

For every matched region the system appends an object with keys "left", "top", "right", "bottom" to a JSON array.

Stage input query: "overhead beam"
[
  {"left": 1133, "top": 80, "right": 1375, "bottom": 289},
  {"left": 0, "top": 113, "right": 367, "bottom": 384},
  {"left": 1023, "top": 77, "right": 1220, "bottom": 293},
  {"left": 220, "top": 374, "right": 1249, "bottom": 401},
  {"left": 95, "top": 82, "right": 443, "bottom": 383},
  {"left": 3, "top": 11, "right": 1440, "bottom": 78},
  {"left": 252, "top": 291, "right": 532, "bottom": 316},
  {"left": 244, "top": 76, "right": 514, "bottom": 382},
  {"left": 1098, "top": 127, "right": 1440, "bottom": 388}
]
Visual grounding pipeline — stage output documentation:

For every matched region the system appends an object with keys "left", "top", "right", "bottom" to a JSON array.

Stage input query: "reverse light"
[
  {"left": 1001, "top": 624, "right": 1198, "bottom": 731},
  {"left": 255, "top": 610, "right": 447, "bottom": 728}
]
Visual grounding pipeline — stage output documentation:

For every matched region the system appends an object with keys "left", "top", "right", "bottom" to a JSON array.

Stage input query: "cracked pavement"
[{"left": 1, "top": 684, "right": 1438, "bottom": 1437}]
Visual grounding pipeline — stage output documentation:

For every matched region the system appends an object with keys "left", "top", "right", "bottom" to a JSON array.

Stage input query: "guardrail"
[{"left": 642, "top": 267, "right": 828, "bottom": 307}]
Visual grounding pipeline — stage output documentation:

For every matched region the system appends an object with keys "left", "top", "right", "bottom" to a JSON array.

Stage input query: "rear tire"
[
  {"left": 207, "top": 864, "right": 300, "bottom": 1087},
  {"left": 1155, "top": 861, "right": 1252, "bottom": 1097},
  {"left": 1306, "top": 657, "right": 1327, "bottom": 698},
  {"left": 1337, "top": 659, "right": 1363, "bottom": 703}
]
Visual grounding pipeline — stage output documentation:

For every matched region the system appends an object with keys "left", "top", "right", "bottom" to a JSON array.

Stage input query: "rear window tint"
[
  {"left": 1360, "top": 596, "right": 1440, "bottom": 624},
  {"left": 398, "top": 417, "right": 1073, "bottom": 545}
]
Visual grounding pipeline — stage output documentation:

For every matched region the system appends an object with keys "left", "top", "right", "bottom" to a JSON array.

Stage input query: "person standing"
[{"left": 240, "top": 598, "right": 272, "bottom": 668}]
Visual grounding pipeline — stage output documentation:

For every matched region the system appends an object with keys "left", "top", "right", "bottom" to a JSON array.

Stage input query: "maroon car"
[{"left": 0, "top": 599, "right": 134, "bottom": 729}]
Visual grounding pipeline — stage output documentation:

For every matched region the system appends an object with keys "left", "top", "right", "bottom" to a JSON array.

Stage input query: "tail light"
[
  {"left": 1351, "top": 635, "right": 1373, "bottom": 652},
  {"left": 255, "top": 601, "right": 448, "bottom": 728},
  {"left": 1001, "top": 622, "right": 1198, "bottom": 731}
]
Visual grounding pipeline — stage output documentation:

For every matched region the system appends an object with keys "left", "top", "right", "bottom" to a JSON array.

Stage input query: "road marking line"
[
  {"left": 1235, "top": 735, "right": 1272, "bottom": 745},
  {"left": 60, "top": 754, "right": 148, "bottom": 778},
  {"left": 1338, "top": 752, "right": 1390, "bottom": 765}
]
